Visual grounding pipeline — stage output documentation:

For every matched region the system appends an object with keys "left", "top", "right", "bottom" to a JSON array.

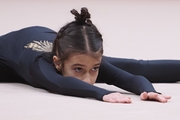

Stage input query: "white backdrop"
[{"left": 1, "top": 0, "right": 180, "bottom": 60}]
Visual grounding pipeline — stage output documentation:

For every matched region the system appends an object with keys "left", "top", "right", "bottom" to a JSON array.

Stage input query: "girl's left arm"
[{"left": 97, "top": 59, "right": 171, "bottom": 102}]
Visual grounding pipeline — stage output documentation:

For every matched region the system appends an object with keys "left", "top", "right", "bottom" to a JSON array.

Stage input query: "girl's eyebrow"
[{"left": 94, "top": 63, "right": 101, "bottom": 66}]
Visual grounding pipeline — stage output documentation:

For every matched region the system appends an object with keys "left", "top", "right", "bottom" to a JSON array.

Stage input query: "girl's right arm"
[{"left": 30, "top": 57, "right": 112, "bottom": 101}]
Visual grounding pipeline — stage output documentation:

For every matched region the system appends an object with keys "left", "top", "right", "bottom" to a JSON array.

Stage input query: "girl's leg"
[
  {"left": 103, "top": 56, "right": 180, "bottom": 83},
  {"left": 0, "top": 62, "right": 27, "bottom": 83}
]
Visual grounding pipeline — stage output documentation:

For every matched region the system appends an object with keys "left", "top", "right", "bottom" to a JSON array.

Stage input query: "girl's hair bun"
[{"left": 70, "top": 7, "right": 92, "bottom": 25}]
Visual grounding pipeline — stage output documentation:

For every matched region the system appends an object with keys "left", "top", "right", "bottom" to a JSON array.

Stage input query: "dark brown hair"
[{"left": 48, "top": 7, "right": 103, "bottom": 64}]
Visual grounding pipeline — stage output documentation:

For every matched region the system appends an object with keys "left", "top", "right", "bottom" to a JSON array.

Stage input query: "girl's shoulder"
[{"left": 19, "top": 26, "right": 56, "bottom": 34}]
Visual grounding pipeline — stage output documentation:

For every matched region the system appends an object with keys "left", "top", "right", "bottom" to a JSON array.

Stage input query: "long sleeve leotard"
[{"left": 0, "top": 26, "right": 161, "bottom": 101}]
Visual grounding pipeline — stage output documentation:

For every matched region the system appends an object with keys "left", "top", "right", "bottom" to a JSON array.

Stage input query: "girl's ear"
[{"left": 53, "top": 55, "right": 61, "bottom": 71}]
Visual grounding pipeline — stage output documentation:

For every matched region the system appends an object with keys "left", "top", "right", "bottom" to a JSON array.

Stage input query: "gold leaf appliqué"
[{"left": 24, "top": 40, "right": 53, "bottom": 52}]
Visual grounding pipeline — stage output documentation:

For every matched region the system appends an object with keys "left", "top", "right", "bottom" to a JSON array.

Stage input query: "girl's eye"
[
  {"left": 75, "top": 68, "right": 83, "bottom": 72},
  {"left": 92, "top": 67, "right": 99, "bottom": 72}
]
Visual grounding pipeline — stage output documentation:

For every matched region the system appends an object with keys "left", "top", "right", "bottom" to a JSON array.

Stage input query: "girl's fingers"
[
  {"left": 140, "top": 92, "right": 148, "bottom": 100},
  {"left": 103, "top": 93, "right": 132, "bottom": 103},
  {"left": 162, "top": 95, "right": 171, "bottom": 99},
  {"left": 140, "top": 92, "right": 171, "bottom": 103}
]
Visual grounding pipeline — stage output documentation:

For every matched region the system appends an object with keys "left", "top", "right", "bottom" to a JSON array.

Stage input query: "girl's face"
[{"left": 53, "top": 54, "right": 102, "bottom": 85}]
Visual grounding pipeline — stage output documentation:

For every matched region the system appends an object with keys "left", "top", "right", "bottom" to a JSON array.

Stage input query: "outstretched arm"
[
  {"left": 97, "top": 59, "right": 157, "bottom": 94},
  {"left": 97, "top": 59, "right": 171, "bottom": 102},
  {"left": 30, "top": 57, "right": 112, "bottom": 101}
]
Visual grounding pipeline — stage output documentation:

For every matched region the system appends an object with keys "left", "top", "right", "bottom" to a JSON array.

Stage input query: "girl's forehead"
[{"left": 65, "top": 53, "right": 102, "bottom": 63}]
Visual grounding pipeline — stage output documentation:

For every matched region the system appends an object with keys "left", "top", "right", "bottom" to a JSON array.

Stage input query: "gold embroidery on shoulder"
[{"left": 24, "top": 40, "right": 53, "bottom": 52}]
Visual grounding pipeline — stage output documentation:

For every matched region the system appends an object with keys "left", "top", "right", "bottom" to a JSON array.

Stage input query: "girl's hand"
[
  {"left": 102, "top": 92, "right": 132, "bottom": 103},
  {"left": 140, "top": 92, "right": 171, "bottom": 103}
]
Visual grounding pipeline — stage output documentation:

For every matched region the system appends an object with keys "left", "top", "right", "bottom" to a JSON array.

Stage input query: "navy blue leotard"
[{"left": 0, "top": 26, "right": 179, "bottom": 100}]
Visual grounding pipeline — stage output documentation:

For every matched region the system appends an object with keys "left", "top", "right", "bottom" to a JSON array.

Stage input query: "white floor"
[{"left": 0, "top": 83, "right": 180, "bottom": 120}]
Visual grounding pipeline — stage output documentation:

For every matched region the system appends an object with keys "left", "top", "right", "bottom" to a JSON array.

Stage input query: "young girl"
[{"left": 0, "top": 7, "right": 174, "bottom": 103}]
